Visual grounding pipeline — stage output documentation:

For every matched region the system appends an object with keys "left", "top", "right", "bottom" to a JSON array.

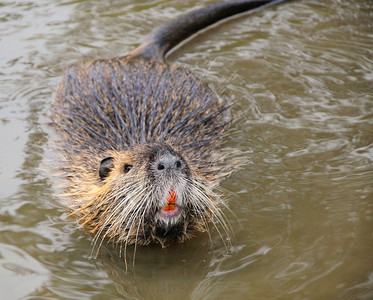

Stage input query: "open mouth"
[{"left": 158, "top": 189, "right": 182, "bottom": 219}]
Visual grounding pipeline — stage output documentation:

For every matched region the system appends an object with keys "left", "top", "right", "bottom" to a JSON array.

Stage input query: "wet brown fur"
[
  {"left": 52, "top": 56, "right": 237, "bottom": 248},
  {"left": 51, "top": 0, "right": 288, "bottom": 250}
]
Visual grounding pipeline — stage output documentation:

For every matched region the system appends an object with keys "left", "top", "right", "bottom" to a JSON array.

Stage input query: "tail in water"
[{"left": 129, "top": 0, "right": 289, "bottom": 62}]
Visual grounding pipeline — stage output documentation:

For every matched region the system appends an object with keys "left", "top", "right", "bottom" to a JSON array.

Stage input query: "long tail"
[{"left": 129, "top": 0, "right": 289, "bottom": 62}]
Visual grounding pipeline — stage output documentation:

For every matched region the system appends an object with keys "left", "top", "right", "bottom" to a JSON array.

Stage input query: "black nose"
[{"left": 155, "top": 153, "right": 183, "bottom": 174}]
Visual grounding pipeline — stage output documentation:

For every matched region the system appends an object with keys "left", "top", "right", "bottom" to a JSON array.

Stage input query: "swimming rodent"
[{"left": 51, "top": 0, "right": 289, "bottom": 249}]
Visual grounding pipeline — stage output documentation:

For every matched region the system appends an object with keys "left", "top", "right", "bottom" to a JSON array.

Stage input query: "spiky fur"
[{"left": 52, "top": 57, "right": 238, "bottom": 249}]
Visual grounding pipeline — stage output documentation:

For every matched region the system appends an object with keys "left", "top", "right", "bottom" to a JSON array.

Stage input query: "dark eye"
[
  {"left": 124, "top": 164, "right": 133, "bottom": 173},
  {"left": 99, "top": 157, "right": 114, "bottom": 181}
]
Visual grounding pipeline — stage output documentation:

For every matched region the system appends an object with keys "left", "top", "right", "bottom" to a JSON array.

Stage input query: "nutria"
[{"left": 51, "top": 0, "right": 289, "bottom": 250}]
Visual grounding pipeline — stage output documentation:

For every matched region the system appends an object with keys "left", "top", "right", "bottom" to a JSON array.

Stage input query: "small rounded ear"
[{"left": 99, "top": 157, "right": 114, "bottom": 181}]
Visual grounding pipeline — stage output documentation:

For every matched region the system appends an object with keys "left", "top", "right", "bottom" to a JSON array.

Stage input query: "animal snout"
[{"left": 155, "top": 154, "right": 183, "bottom": 174}]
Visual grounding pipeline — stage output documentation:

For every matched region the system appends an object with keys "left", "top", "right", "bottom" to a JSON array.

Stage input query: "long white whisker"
[
  {"left": 186, "top": 176, "right": 232, "bottom": 249},
  {"left": 90, "top": 178, "right": 144, "bottom": 257},
  {"left": 132, "top": 188, "right": 154, "bottom": 265}
]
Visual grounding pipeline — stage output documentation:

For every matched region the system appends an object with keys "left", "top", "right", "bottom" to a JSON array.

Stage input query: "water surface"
[{"left": 0, "top": 0, "right": 372, "bottom": 299}]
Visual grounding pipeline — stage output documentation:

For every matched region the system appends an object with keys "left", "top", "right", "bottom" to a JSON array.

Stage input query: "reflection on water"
[{"left": 0, "top": 0, "right": 372, "bottom": 299}]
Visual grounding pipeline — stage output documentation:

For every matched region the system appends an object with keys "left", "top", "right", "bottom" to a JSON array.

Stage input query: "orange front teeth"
[
  {"left": 163, "top": 189, "right": 177, "bottom": 211},
  {"left": 163, "top": 204, "right": 175, "bottom": 211}
]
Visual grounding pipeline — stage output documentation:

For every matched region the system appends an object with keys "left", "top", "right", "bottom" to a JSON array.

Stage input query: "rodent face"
[{"left": 92, "top": 142, "right": 217, "bottom": 247}]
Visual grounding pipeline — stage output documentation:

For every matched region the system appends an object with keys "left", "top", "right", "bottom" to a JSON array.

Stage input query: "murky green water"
[{"left": 1, "top": 0, "right": 372, "bottom": 299}]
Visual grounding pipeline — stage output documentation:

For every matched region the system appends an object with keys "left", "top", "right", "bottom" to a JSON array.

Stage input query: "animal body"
[{"left": 52, "top": 0, "right": 289, "bottom": 249}]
